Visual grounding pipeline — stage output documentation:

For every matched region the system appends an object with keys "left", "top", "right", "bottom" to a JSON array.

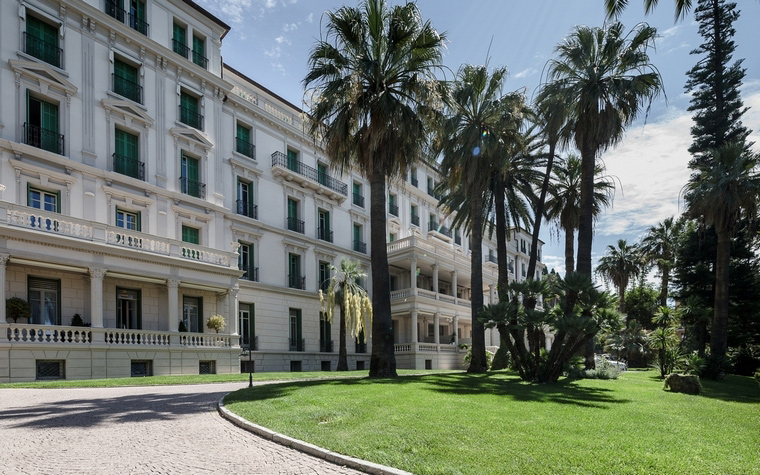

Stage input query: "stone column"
[
  {"left": 0, "top": 254, "right": 9, "bottom": 324},
  {"left": 411, "top": 310, "right": 418, "bottom": 343},
  {"left": 453, "top": 315, "right": 459, "bottom": 346},
  {"left": 432, "top": 264, "right": 438, "bottom": 294},
  {"left": 451, "top": 270, "right": 458, "bottom": 300},
  {"left": 410, "top": 257, "right": 417, "bottom": 295},
  {"left": 229, "top": 285, "right": 239, "bottom": 335},
  {"left": 434, "top": 312, "right": 440, "bottom": 345},
  {"left": 167, "top": 279, "right": 180, "bottom": 332},
  {"left": 89, "top": 268, "right": 106, "bottom": 328},
  {"left": 489, "top": 284, "right": 495, "bottom": 304}
]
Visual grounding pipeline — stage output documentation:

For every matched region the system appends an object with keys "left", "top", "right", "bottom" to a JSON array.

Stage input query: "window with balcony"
[
  {"left": 192, "top": 34, "right": 208, "bottom": 69},
  {"left": 25, "top": 16, "right": 61, "bottom": 68},
  {"left": 236, "top": 179, "right": 256, "bottom": 219},
  {"left": 317, "top": 162, "right": 328, "bottom": 186},
  {"left": 114, "top": 129, "right": 143, "bottom": 180},
  {"left": 389, "top": 233, "right": 396, "bottom": 242},
  {"left": 113, "top": 58, "right": 142, "bottom": 103},
  {"left": 353, "top": 223, "right": 366, "bottom": 254},
  {"left": 287, "top": 198, "right": 304, "bottom": 233},
  {"left": 319, "top": 261, "right": 331, "bottom": 293},
  {"left": 25, "top": 93, "right": 63, "bottom": 155},
  {"left": 388, "top": 193, "right": 398, "bottom": 217},
  {"left": 28, "top": 186, "right": 59, "bottom": 213},
  {"left": 181, "top": 225, "right": 199, "bottom": 245},
  {"left": 352, "top": 182, "right": 364, "bottom": 208},
  {"left": 116, "top": 207, "right": 140, "bottom": 231},
  {"left": 454, "top": 228, "right": 462, "bottom": 245},
  {"left": 179, "top": 91, "right": 203, "bottom": 130},
  {"left": 429, "top": 213, "right": 438, "bottom": 232},
  {"left": 106, "top": 0, "right": 148, "bottom": 35},
  {"left": 320, "top": 312, "right": 332, "bottom": 353},
  {"left": 288, "top": 253, "right": 304, "bottom": 289},
  {"left": 317, "top": 209, "right": 332, "bottom": 242},
  {"left": 239, "top": 303, "right": 255, "bottom": 349},
  {"left": 289, "top": 308, "right": 303, "bottom": 351},
  {"left": 410, "top": 168, "right": 418, "bottom": 187},
  {"left": 285, "top": 149, "right": 299, "bottom": 172},
  {"left": 235, "top": 123, "right": 255, "bottom": 158},
  {"left": 411, "top": 205, "right": 419, "bottom": 227},
  {"left": 172, "top": 23, "right": 189, "bottom": 59},
  {"left": 180, "top": 153, "right": 204, "bottom": 198},
  {"left": 239, "top": 241, "right": 257, "bottom": 281}
]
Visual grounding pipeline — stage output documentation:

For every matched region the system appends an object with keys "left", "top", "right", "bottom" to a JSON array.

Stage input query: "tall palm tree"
[
  {"left": 640, "top": 217, "right": 684, "bottom": 308},
  {"left": 304, "top": 0, "right": 446, "bottom": 377},
  {"left": 544, "top": 154, "right": 614, "bottom": 275},
  {"left": 543, "top": 22, "right": 663, "bottom": 284},
  {"left": 438, "top": 64, "right": 518, "bottom": 373},
  {"left": 596, "top": 239, "right": 643, "bottom": 313},
  {"left": 605, "top": 0, "right": 695, "bottom": 20},
  {"left": 685, "top": 141, "right": 760, "bottom": 358},
  {"left": 320, "top": 259, "right": 372, "bottom": 371}
]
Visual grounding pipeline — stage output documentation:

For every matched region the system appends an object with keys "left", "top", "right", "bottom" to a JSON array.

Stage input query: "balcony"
[
  {"left": 287, "top": 217, "right": 304, "bottom": 234},
  {"left": 288, "top": 274, "right": 305, "bottom": 290},
  {"left": 388, "top": 203, "right": 399, "bottom": 217},
  {"left": 486, "top": 254, "right": 498, "bottom": 264},
  {"left": 105, "top": 0, "right": 149, "bottom": 36},
  {"left": 172, "top": 39, "right": 190, "bottom": 59},
  {"left": 353, "top": 193, "right": 365, "bottom": 208},
  {"left": 180, "top": 176, "right": 206, "bottom": 199},
  {"left": 429, "top": 220, "right": 452, "bottom": 241},
  {"left": 112, "top": 74, "right": 142, "bottom": 103},
  {"left": 113, "top": 154, "right": 145, "bottom": 180},
  {"left": 192, "top": 50, "right": 208, "bottom": 69},
  {"left": 23, "top": 32, "right": 62, "bottom": 68},
  {"left": 427, "top": 185, "right": 441, "bottom": 200},
  {"left": 317, "top": 226, "right": 333, "bottom": 243},
  {"left": 179, "top": 105, "right": 203, "bottom": 130},
  {"left": 455, "top": 235, "right": 462, "bottom": 246},
  {"left": 411, "top": 176, "right": 418, "bottom": 187},
  {"left": 320, "top": 339, "right": 333, "bottom": 353},
  {"left": 289, "top": 338, "right": 305, "bottom": 352},
  {"left": 387, "top": 235, "right": 469, "bottom": 267},
  {"left": 411, "top": 214, "right": 420, "bottom": 227},
  {"left": 271, "top": 151, "right": 348, "bottom": 198},
  {"left": 353, "top": 240, "right": 367, "bottom": 254},
  {"left": 241, "top": 264, "right": 258, "bottom": 282},
  {"left": 235, "top": 137, "right": 255, "bottom": 159},
  {"left": 236, "top": 200, "right": 258, "bottom": 220},
  {"left": 24, "top": 123, "right": 64, "bottom": 155}
]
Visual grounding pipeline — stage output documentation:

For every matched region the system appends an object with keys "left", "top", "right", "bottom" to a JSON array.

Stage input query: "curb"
[{"left": 217, "top": 395, "right": 412, "bottom": 475}]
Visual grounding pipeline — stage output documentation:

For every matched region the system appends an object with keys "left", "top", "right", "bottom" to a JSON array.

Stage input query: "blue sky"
[{"left": 199, "top": 0, "right": 760, "bottom": 280}]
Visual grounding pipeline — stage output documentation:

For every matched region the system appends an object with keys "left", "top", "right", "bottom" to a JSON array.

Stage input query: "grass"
[
  {"left": 0, "top": 369, "right": 449, "bottom": 389},
  {"left": 224, "top": 370, "right": 760, "bottom": 475}
]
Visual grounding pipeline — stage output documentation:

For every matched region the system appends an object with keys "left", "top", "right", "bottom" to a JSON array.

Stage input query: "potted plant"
[
  {"left": 206, "top": 314, "right": 225, "bottom": 334},
  {"left": 178, "top": 320, "right": 188, "bottom": 332},
  {"left": 6, "top": 297, "right": 31, "bottom": 323}
]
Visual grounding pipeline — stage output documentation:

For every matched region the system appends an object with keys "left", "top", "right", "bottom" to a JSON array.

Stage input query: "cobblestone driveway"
[{"left": 0, "top": 383, "right": 363, "bottom": 475}]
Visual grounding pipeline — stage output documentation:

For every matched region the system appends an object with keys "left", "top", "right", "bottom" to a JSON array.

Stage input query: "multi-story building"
[{"left": 0, "top": 0, "right": 543, "bottom": 382}]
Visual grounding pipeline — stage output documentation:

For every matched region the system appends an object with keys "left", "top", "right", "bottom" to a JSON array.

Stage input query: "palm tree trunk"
[
  {"left": 618, "top": 286, "right": 626, "bottom": 314},
  {"left": 527, "top": 142, "right": 556, "bottom": 280},
  {"left": 659, "top": 267, "right": 669, "bottom": 308},
  {"left": 368, "top": 169, "right": 397, "bottom": 377},
  {"left": 495, "top": 186, "right": 509, "bottom": 301},
  {"left": 337, "top": 304, "right": 348, "bottom": 371},
  {"left": 564, "top": 227, "right": 575, "bottom": 275},
  {"left": 578, "top": 143, "right": 597, "bottom": 370},
  {"left": 468, "top": 195, "right": 487, "bottom": 373},
  {"left": 711, "top": 228, "right": 731, "bottom": 358}
]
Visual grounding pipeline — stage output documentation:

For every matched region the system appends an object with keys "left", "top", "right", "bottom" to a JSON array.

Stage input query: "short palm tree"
[
  {"left": 685, "top": 141, "right": 760, "bottom": 358},
  {"left": 545, "top": 154, "right": 614, "bottom": 275},
  {"left": 596, "top": 239, "right": 643, "bottom": 314},
  {"left": 320, "top": 259, "right": 373, "bottom": 371},
  {"left": 640, "top": 217, "right": 684, "bottom": 307},
  {"left": 543, "top": 22, "right": 663, "bottom": 282},
  {"left": 304, "top": 0, "right": 446, "bottom": 377}
]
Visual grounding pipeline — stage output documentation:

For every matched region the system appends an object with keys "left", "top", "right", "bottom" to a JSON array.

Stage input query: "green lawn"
[{"left": 224, "top": 370, "right": 760, "bottom": 475}]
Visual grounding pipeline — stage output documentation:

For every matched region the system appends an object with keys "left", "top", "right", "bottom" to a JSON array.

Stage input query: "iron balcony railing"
[
  {"left": 236, "top": 200, "right": 258, "bottom": 219},
  {"left": 24, "top": 123, "right": 64, "bottom": 155},
  {"left": 113, "top": 154, "right": 145, "bottom": 180},
  {"left": 411, "top": 176, "right": 418, "bottom": 187},
  {"left": 388, "top": 203, "right": 399, "bottom": 217},
  {"left": 179, "top": 105, "right": 203, "bottom": 130},
  {"left": 172, "top": 39, "right": 190, "bottom": 59},
  {"left": 411, "top": 214, "right": 420, "bottom": 227},
  {"left": 486, "top": 254, "right": 498, "bottom": 264},
  {"left": 23, "top": 32, "right": 62, "bottom": 68},
  {"left": 112, "top": 74, "right": 142, "bottom": 103},
  {"left": 455, "top": 235, "right": 462, "bottom": 245},
  {"left": 241, "top": 263, "right": 259, "bottom": 282},
  {"left": 353, "top": 240, "right": 367, "bottom": 254},
  {"left": 353, "top": 193, "right": 365, "bottom": 208},
  {"left": 235, "top": 137, "right": 255, "bottom": 159},
  {"left": 439, "top": 225, "right": 453, "bottom": 238},
  {"left": 271, "top": 151, "right": 348, "bottom": 196},
  {"left": 317, "top": 226, "right": 333, "bottom": 243},
  {"left": 288, "top": 274, "right": 305, "bottom": 290},
  {"left": 105, "top": 0, "right": 149, "bottom": 35},
  {"left": 427, "top": 185, "right": 441, "bottom": 200},
  {"left": 320, "top": 339, "right": 333, "bottom": 353},
  {"left": 192, "top": 50, "right": 209, "bottom": 69},
  {"left": 289, "top": 338, "right": 305, "bottom": 352},
  {"left": 180, "top": 176, "right": 206, "bottom": 199},
  {"left": 287, "top": 217, "right": 304, "bottom": 234},
  {"left": 428, "top": 220, "right": 439, "bottom": 232}
]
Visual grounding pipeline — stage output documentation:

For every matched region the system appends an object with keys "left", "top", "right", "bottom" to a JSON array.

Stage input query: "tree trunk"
[
  {"left": 495, "top": 186, "right": 509, "bottom": 302},
  {"left": 468, "top": 195, "right": 488, "bottom": 373},
  {"left": 577, "top": 142, "right": 597, "bottom": 370},
  {"left": 527, "top": 142, "right": 555, "bottom": 280},
  {"left": 368, "top": 169, "right": 397, "bottom": 377},
  {"left": 337, "top": 304, "right": 348, "bottom": 371},
  {"left": 618, "top": 285, "right": 626, "bottom": 314},
  {"left": 564, "top": 227, "right": 575, "bottom": 275},
  {"left": 659, "top": 267, "right": 669, "bottom": 308},
  {"left": 710, "top": 227, "right": 730, "bottom": 358}
]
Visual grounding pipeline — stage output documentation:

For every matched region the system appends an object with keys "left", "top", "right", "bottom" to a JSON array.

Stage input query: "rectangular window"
[
  {"left": 116, "top": 207, "right": 140, "bottom": 231},
  {"left": 286, "top": 149, "right": 299, "bottom": 171},
  {"left": 181, "top": 153, "right": 203, "bottom": 198},
  {"left": 289, "top": 308, "right": 303, "bottom": 351},
  {"left": 28, "top": 277, "right": 61, "bottom": 325},
  {"left": 411, "top": 205, "right": 419, "bottom": 226},
  {"left": 319, "top": 261, "right": 330, "bottom": 293},
  {"left": 410, "top": 167, "right": 418, "bottom": 187},
  {"left": 317, "top": 209, "right": 331, "bottom": 242},
  {"left": 116, "top": 287, "right": 141, "bottom": 329},
  {"left": 289, "top": 253, "right": 302, "bottom": 289},
  {"left": 192, "top": 34, "right": 207, "bottom": 69},
  {"left": 239, "top": 241, "right": 255, "bottom": 281},
  {"left": 287, "top": 198, "right": 303, "bottom": 233},
  {"left": 236, "top": 179, "right": 256, "bottom": 219},
  {"left": 320, "top": 312, "right": 332, "bottom": 352},
  {"left": 172, "top": 23, "right": 188, "bottom": 58},
  {"left": 389, "top": 233, "right": 396, "bottom": 242},
  {"left": 239, "top": 303, "right": 255, "bottom": 350},
  {"left": 26, "top": 93, "right": 61, "bottom": 154},
  {"left": 388, "top": 194, "right": 398, "bottom": 217},
  {"left": 114, "top": 129, "right": 142, "bottom": 179},
  {"left": 182, "top": 296, "right": 202, "bottom": 332},
  {"left": 352, "top": 182, "right": 364, "bottom": 208},
  {"left": 235, "top": 123, "right": 254, "bottom": 158},
  {"left": 113, "top": 58, "right": 141, "bottom": 103},
  {"left": 28, "top": 186, "right": 59, "bottom": 212},
  {"left": 181, "top": 225, "right": 199, "bottom": 244},
  {"left": 317, "top": 163, "right": 328, "bottom": 186},
  {"left": 179, "top": 92, "right": 202, "bottom": 130},
  {"left": 25, "top": 16, "right": 60, "bottom": 68}
]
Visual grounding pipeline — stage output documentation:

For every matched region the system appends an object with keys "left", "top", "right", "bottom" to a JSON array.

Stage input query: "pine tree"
[{"left": 685, "top": 0, "right": 752, "bottom": 167}]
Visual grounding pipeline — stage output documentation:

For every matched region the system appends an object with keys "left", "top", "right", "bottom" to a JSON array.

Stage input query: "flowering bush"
[{"left": 206, "top": 314, "right": 226, "bottom": 333}]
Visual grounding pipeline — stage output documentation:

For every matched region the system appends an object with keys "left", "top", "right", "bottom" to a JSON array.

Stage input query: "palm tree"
[
  {"left": 605, "top": 0, "right": 695, "bottom": 20},
  {"left": 320, "top": 259, "right": 373, "bottom": 371},
  {"left": 543, "top": 22, "right": 663, "bottom": 284},
  {"left": 438, "top": 64, "right": 519, "bottom": 373},
  {"left": 544, "top": 154, "right": 614, "bottom": 275},
  {"left": 304, "top": 0, "right": 446, "bottom": 377},
  {"left": 640, "top": 217, "right": 684, "bottom": 308},
  {"left": 596, "top": 239, "right": 643, "bottom": 314},
  {"left": 685, "top": 141, "right": 760, "bottom": 358}
]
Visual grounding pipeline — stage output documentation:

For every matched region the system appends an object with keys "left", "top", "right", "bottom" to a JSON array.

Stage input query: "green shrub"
[
  {"left": 683, "top": 352, "right": 706, "bottom": 376},
  {"left": 6, "top": 297, "right": 31, "bottom": 323},
  {"left": 567, "top": 359, "right": 620, "bottom": 380},
  {"left": 702, "top": 354, "right": 731, "bottom": 380},
  {"left": 664, "top": 373, "right": 702, "bottom": 395},
  {"left": 178, "top": 320, "right": 188, "bottom": 332},
  {"left": 70, "top": 313, "right": 85, "bottom": 326},
  {"left": 728, "top": 345, "right": 760, "bottom": 376},
  {"left": 463, "top": 347, "right": 494, "bottom": 370}
]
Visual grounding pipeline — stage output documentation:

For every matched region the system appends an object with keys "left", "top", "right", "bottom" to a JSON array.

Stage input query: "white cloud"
[
  {"left": 306, "top": 12, "right": 314, "bottom": 23},
  {"left": 271, "top": 62, "right": 286, "bottom": 74},
  {"left": 283, "top": 22, "right": 298, "bottom": 32},
  {"left": 264, "top": 46, "right": 282, "bottom": 58},
  {"left": 514, "top": 67, "right": 537, "bottom": 79},
  {"left": 198, "top": 0, "right": 252, "bottom": 27},
  {"left": 275, "top": 35, "right": 290, "bottom": 45}
]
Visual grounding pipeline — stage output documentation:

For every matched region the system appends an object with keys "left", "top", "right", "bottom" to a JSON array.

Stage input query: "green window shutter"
[
  {"left": 41, "top": 100, "right": 58, "bottom": 135},
  {"left": 182, "top": 225, "right": 199, "bottom": 244},
  {"left": 136, "top": 210, "right": 141, "bottom": 231},
  {"left": 250, "top": 304, "right": 256, "bottom": 340},
  {"left": 287, "top": 198, "right": 297, "bottom": 220},
  {"left": 287, "top": 149, "right": 298, "bottom": 170},
  {"left": 136, "top": 0, "right": 146, "bottom": 22},
  {"left": 183, "top": 154, "right": 199, "bottom": 181},
  {"left": 115, "top": 129, "right": 138, "bottom": 160},
  {"left": 193, "top": 35, "right": 204, "bottom": 56},
  {"left": 353, "top": 183, "right": 360, "bottom": 196},
  {"left": 173, "top": 23, "right": 186, "bottom": 45},
  {"left": 180, "top": 92, "right": 198, "bottom": 114},
  {"left": 296, "top": 310, "right": 302, "bottom": 341},
  {"left": 114, "top": 59, "right": 138, "bottom": 83},
  {"left": 353, "top": 224, "right": 360, "bottom": 242},
  {"left": 237, "top": 123, "right": 250, "bottom": 143}
]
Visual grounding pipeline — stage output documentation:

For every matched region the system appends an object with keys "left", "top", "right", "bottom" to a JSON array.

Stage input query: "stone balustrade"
[
  {"left": 390, "top": 287, "right": 472, "bottom": 309},
  {"left": 387, "top": 235, "right": 467, "bottom": 265}
]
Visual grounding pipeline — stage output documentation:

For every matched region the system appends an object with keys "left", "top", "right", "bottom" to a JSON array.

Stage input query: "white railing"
[
  {"left": 418, "top": 343, "right": 438, "bottom": 352},
  {"left": 386, "top": 236, "right": 467, "bottom": 265},
  {"left": 440, "top": 345, "right": 457, "bottom": 353},
  {"left": 438, "top": 294, "right": 456, "bottom": 304},
  {"left": 417, "top": 289, "right": 437, "bottom": 299},
  {"left": 390, "top": 289, "right": 412, "bottom": 300},
  {"left": 394, "top": 343, "right": 413, "bottom": 352},
  {"left": 2, "top": 202, "right": 236, "bottom": 268},
  {"left": 6, "top": 325, "right": 92, "bottom": 344},
  {"left": 104, "top": 329, "right": 172, "bottom": 346}
]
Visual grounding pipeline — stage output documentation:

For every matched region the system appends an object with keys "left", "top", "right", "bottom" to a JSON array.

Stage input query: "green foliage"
[
  {"left": 70, "top": 313, "right": 85, "bottom": 327},
  {"left": 574, "top": 359, "right": 621, "bottom": 380},
  {"left": 624, "top": 284, "right": 659, "bottom": 330},
  {"left": 683, "top": 352, "right": 706, "bottom": 376},
  {"left": 463, "top": 347, "right": 493, "bottom": 370},
  {"left": 701, "top": 354, "right": 731, "bottom": 380},
  {"left": 604, "top": 319, "right": 651, "bottom": 368},
  {"left": 178, "top": 320, "right": 188, "bottom": 332},
  {"left": 490, "top": 345, "right": 511, "bottom": 371},
  {"left": 728, "top": 345, "right": 760, "bottom": 376},
  {"left": 595, "top": 239, "right": 644, "bottom": 313},
  {"left": 6, "top": 297, "right": 31, "bottom": 323},
  {"left": 206, "top": 314, "right": 226, "bottom": 333},
  {"left": 650, "top": 306, "right": 686, "bottom": 378}
]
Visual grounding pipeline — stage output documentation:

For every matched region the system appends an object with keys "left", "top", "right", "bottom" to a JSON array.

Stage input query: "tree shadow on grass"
[{"left": 699, "top": 375, "right": 760, "bottom": 404}]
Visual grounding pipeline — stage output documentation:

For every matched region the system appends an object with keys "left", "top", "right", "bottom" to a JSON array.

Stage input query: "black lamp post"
[{"left": 248, "top": 342, "right": 253, "bottom": 389}]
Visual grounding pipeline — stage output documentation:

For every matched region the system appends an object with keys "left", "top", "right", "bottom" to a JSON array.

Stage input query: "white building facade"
[{"left": 0, "top": 0, "right": 544, "bottom": 382}]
